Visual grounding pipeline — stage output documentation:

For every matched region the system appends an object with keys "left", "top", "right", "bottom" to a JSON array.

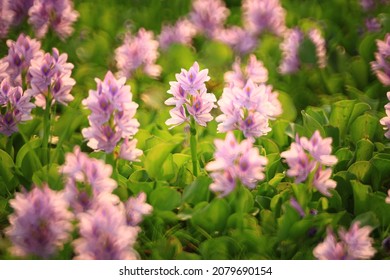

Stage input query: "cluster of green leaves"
[{"left": 0, "top": 0, "right": 390, "bottom": 259}]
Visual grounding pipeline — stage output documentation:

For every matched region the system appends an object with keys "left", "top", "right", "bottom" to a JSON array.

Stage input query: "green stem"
[
  {"left": 190, "top": 117, "right": 198, "bottom": 177},
  {"left": 42, "top": 96, "right": 51, "bottom": 166}
]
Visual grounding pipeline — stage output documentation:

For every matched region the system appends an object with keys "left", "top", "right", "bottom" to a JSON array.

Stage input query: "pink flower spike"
[
  {"left": 176, "top": 61, "right": 210, "bottom": 95},
  {"left": 313, "top": 168, "right": 337, "bottom": 197},
  {"left": 313, "top": 227, "right": 346, "bottom": 260},
  {"left": 125, "top": 192, "right": 153, "bottom": 227}
]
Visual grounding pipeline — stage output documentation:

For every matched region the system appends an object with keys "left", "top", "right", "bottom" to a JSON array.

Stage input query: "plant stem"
[
  {"left": 42, "top": 96, "right": 51, "bottom": 166},
  {"left": 190, "top": 117, "right": 198, "bottom": 177}
]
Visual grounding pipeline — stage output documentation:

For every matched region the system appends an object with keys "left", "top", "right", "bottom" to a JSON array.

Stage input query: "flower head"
[
  {"left": 115, "top": 28, "right": 161, "bottom": 79},
  {"left": 9, "top": 0, "right": 34, "bottom": 25},
  {"left": 159, "top": 19, "right": 197, "bottom": 50},
  {"left": 215, "top": 26, "right": 258, "bottom": 56},
  {"left": 0, "top": 0, "right": 14, "bottom": 38},
  {"left": 28, "top": 0, "right": 79, "bottom": 40},
  {"left": 279, "top": 28, "right": 304, "bottom": 74},
  {"left": 371, "top": 33, "right": 390, "bottom": 86},
  {"left": 206, "top": 131, "right": 268, "bottom": 197},
  {"left": 125, "top": 192, "right": 153, "bottom": 227},
  {"left": 6, "top": 184, "right": 73, "bottom": 258}
]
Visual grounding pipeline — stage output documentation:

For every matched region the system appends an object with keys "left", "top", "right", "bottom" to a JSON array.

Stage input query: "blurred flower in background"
[{"left": 371, "top": 33, "right": 390, "bottom": 86}]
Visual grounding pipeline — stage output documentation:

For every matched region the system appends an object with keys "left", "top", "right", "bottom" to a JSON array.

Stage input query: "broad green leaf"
[
  {"left": 149, "top": 187, "right": 181, "bottom": 211},
  {"left": 277, "top": 91, "right": 297, "bottom": 121},
  {"left": 350, "top": 113, "right": 378, "bottom": 144},
  {"left": 351, "top": 180, "right": 371, "bottom": 215},
  {"left": 182, "top": 175, "right": 211, "bottom": 205},
  {"left": 191, "top": 198, "right": 231, "bottom": 233},
  {"left": 144, "top": 142, "right": 178, "bottom": 180},
  {"left": 348, "top": 161, "right": 372, "bottom": 183},
  {"left": 199, "top": 237, "right": 239, "bottom": 260},
  {"left": 355, "top": 139, "right": 374, "bottom": 161}
]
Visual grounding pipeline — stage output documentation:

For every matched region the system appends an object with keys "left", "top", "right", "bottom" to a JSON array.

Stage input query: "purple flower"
[
  {"left": 0, "top": 79, "right": 35, "bottom": 136},
  {"left": 4, "top": 34, "right": 43, "bottom": 86},
  {"left": 308, "top": 28, "right": 327, "bottom": 69},
  {"left": 27, "top": 48, "right": 75, "bottom": 108},
  {"left": 119, "top": 138, "right": 143, "bottom": 162},
  {"left": 360, "top": 0, "right": 376, "bottom": 11},
  {"left": 28, "top": 0, "right": 79, "bottom": 40},
  {"left": 371, "top": 33, "right": 390, "bottom": 86},
  {"left": 290, "top": 198, "right": 306, "bottom": 217},
  {"left": 365, "top": 17, "right": 381, "bottom": 32},
  {"left": 314, "top": 222, "right": 376, "bottom": 260},
  {"left": 82, "top": 71, "right": 141, "bottom": 160},
  {"left": 73, "top": 201, "right": 139, "bottom": 260},
  {"left": 115, "top": 28, "right": 161, "bottom": 79},
  {"left": 159, "top": 19, "right": 197, "bottom": 50},
  {"left": 0, "top": 0, "right": 14, "bottom": 38},
  {"left": 5, "top": 184, "right": 73, "bottom": 258},
  {"left": 165, "top": 62, "right": 216, "bottom": 128},
  {"left": 125, "top": 192, "right": 153, "bottom": 227},
  {"left": 9, "top": 0, "right": 34, "bottom": 25},
  {"left": 190, "top": 0, "right": 229, "bottom": 38},
  {"left": 206, "top": 131, "right": 268, "bottom": 197},
  {"left": 279, "top": 28, "right": 303, "bottom": 74},
  {"left": 216, "top": 79, "right": 280, "bottom": 138},
  {"left": 215, "top": 26, "right": 258, "bottom": 56},
  {"left": 60, "top": 146, "right": 118, "bottom": 213},
  {"left": 242, "top": 0, "right": 286, "bottom": 37},
  {"left": 281, "top": 131, "right": 338, "bottom": 196}
]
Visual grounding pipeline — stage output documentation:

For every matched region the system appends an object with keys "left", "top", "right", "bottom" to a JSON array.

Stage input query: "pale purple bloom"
[
  {"left": 371, "top": 33, "right": 390, "bottom": 86},
  {"left": 0, "top": 79, "right": 35, "bottom": 136},
  {"left": 281, "top": 131, "right": 338, "bottom": 196},
  {"left": 5, "top": 184, "right": 73, "bottom": 258},
  {"left": 279, "top": 28, "right": 303, "bottom": 74},
  {"left": 206, "top": 131, "right": 268, "bottom": 197},
  {"left": 27, "top": 48, "right": 75, "bottom": 108},
  {"left": 190, "top": 0, "right": 229, "bottom": 38},
  {"left": 125, "top": 192, "right": 153, "bottom": 227},
  {"left": 313, "top": 228, "right": 346, "bottom": 260},
  {"left": 159, "top": 18, "right": 197, "bottom": 50},
  {"left": 360, "top": 0, "right": 376, "bottom": 10},
  {"left": 82, "top": 71, "right": 141, "bottom": 160},
  {"left": 60, "top": 146, "right": 118, "bottom": 213},
  {"left": 119, "top": 138, "right": 143, "bottom": 162},
  {"left": 9, "top": 0, "right": 34, "bottom": 25},
  {"left": 224, "top": 54, "right": 268, "bottom": 88},
  {"left": 4, "top": 34, "right": 43, "bottom": 86},
  {"left": 216, "top": 79, "right": 280, "bottom": 138},
  {"left": 28, "top": 0, "right": 79, "bottom": 40},
  {"left": 115, "top": 28, "right": 161, "bottom": 79},
  {"left": 73, "top": 201, "right": 139, "bottom": 260},
  {"left": 290, "top": 198, "right": 305, "bottom": 217},
  {"left": 0, "top": 0, "right": 14, "bottom": 38},
  {"left": 365, "top": 17, "right": 381, "bottom": 32},
  {"left": 242, "top": 0, "right": 286, "bottom": 37},
  {"left": 215, "top": 26, "right": 258, "bottom": 55},
  {"left": 308, "top": 28, "right": 327, "bottom": 69},
  {"left": 165, "top": 62, "right": 216, "bottom": 128},
  {"left": 339, "top": 222, "right": 376, "bottom": 260}
]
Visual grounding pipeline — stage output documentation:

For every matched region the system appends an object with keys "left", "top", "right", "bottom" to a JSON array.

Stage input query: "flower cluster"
[
  {"left": 0, "top": 0, "right": 14, "bottom": 38},
  {"left": 371, "top": 33, "right": 390, "bottom": 86},
  {"left": 0, "top": 78, "right": 35, "bottom": 136},
  {"left": 214, "top": 26, "right": 258, "bottom": 56},
  {"left": 313, "top": 222, "right": 376, "bottom": 260},
  {"left": 281, "top": 131, "right": 338, "bottom": 197},
  {"left": 82, "top": 71, "right": 142, "bottom": 161},
  {"left": 279, "top": 27, "right": 327, "bottom": 74},
  {"left": 27, "top": 47, "right": 76, "bottom": 108},
  {"left": 380, "top": 92, "right": 390, "bottom": 139},
  {"left": 206, "top": 132, "right": 268, "bottom": 197},
  {"left": 189, "top": 0, "right": 229, "bottom": 38},
  {"left": 165, "top": 61, "right": 216, "bottom": 128},
  {"left": 159, "top": 19, "right": 197, "bottom": 51},
  {"left": 224, "top": 54, "right": 269, "bottom": 88},
  {"left": 28, "top": 0, "right": 79, "bottom": 40},
  {"left": 242, "top": 0, "right": 287, "bottom": 37},
  {"left": 216, "top": 79, "right": 281, "bottom": 139},
  {"left": 115, "top": 28, "right": 161, "bottom": 79},
  {"left": 5, "top": 184, "right": 73, "bottom": 258}
]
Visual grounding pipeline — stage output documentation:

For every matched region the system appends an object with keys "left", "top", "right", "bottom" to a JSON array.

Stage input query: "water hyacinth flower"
[
  {"left": 380, "top": 92, "right": 390, "bottom": 138},
  {"left": 60, "top": 146, "right": 118, "bottom": 213},
  {"left": 159, "top": 19, "right": 197, "bottom": 51},
  {"left": 216, "top": 79, "right": 281, "bottom": 138},
  {"left": 313, "top": 222, "right": 376, "bottom": 260},
  {"left": 9, "top": 0, "right": 34, "bottom": 25},
  {"left": 0, "top": 78, "right": 35, "bottom": 136},
  {"left": 0, "top": 0, "right": 14, "bottom": 38},
  {"left": 28, "top": 0, "right": 79, "bottom": 40},
  {"left": 3, "top": 33, "right": 43, "bottom": 86},
  {"left": 365, "top": 17, "right": 381, "bottom": 32},
  {"left": 115, "top": 28, "right": 161, "bottom": 79},
  {"left": 125, "top": 192, "right": 153, "bottom": 227},
  {"left": 206, "top": 131, "right": 268, "bottom": 197},
  {"left": 371, "top": 33, "right": 390, "bottom": 86},
  {"left": 5, "top": 184, "right": 73, "bottom": 258},
  {"left": 27, "top": 48, "right": 75, "bottom": 107},
  {"left": 73, "top": 201, "right": 140, "bottom": 260},
  {"left": 281, "top": 131, "right": 338, "bottom": 196},
  {"left": 214, "top": 26, "right": 258, "bottom": 56},
  {"left": 189, "top": 0, "right": 229, "bottom": 38},
  {"left": 279, "top": 28, "right": 303, "bottom": 74},
  {"left": 224, "top": 54, "right": 269, "bottom": 88},
  {"left": 242, "top": 0, "right": 287, "bottom": 37},
  {"left": 308, "top": 28, "right": 327, "bottom": 69},
  {"left": 165, "top": 61, "right": 216, "bottom": 128},
  {"left": 82, "top": 71, "right": 142, "bottom": 160}
]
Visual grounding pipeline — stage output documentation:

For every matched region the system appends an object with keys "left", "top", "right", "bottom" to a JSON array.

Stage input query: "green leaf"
[
  {"left": 348, "top": 161, "right": 372, "bottom": 183},
  {"left": 351, "top": 180, "right": 371, "bottom": 215},
  {"left": 144, "top": 142, "right": 178, "bottom": 180},
  {"left": 199, "top": 237, "right": 239, "bottom": 260},
  {"left": 355, "top": 139, "right": 374, "bottom": 161},
  {"left": 349, "top": 113, "right": 378, "bottom": 144},
  {"left": 149, "top": 187, "right": 181, "bottom": 211},
  {"left": 278, "top": 91, "right": 297, "bottom": 121},
  {"left": 302, "top": 110, "right": 325, "bottom": 136},
  {"left": 191, "top": 198, "right": 231, "bottom": 233},
  {"left": 182, "top": 175, "right": 211, "bottom": 205}
]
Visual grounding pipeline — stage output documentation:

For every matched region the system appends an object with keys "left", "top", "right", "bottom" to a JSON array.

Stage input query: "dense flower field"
[{"left": 0, "top": 0, "right": 390, "bottom": 260}]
